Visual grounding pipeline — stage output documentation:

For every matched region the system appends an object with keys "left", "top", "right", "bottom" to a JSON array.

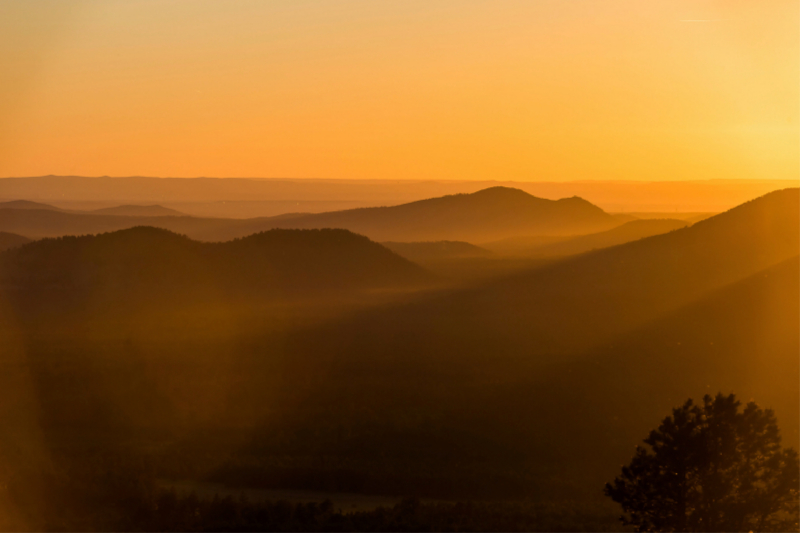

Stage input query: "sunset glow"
[{"left": 1, "top": 0, "right": 797, "bottom": 181}]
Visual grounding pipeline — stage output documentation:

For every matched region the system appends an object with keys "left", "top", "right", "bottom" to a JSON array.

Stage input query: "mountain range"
[
  {"left": 0, "top": 184, "right": 796, "bottom": 513},
  {"left": 0, "top": 175, "right": 795, "bottom": 215},
  {"left": 0, "top": 187, "right": 621, "bottom": 243},
  {"left": 244, "top": 188, "right": 799, "bottom": 497}
]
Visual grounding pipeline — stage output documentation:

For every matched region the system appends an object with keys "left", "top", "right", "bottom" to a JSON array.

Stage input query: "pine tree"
[{"left": 605, "top": 393, "right": 799, "bottom": 532}]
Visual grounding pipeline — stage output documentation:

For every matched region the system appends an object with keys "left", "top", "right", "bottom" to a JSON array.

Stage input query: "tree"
[{"left": 604, "top": 393, "right": 799, "bottom": 532}]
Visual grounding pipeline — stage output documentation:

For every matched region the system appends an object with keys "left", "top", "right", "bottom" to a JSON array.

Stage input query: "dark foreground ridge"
[{"left": 0, "top": 227, "right": 431, "bottom": 308}]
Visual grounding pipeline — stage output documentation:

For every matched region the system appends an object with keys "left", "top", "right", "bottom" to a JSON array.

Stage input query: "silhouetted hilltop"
[
  {"left": 382, "top": 241, "right": 491, "bottom": 263},
  {"left": 0, "top": 227, "right": 430, "bottom": 308},
  {"left": 90, "top": 204, "right": 186, "bottom": 217},
  {"left": 204, "top": 187, "right": 619, "bottom": 243},
  {"left": 486, "top": 218, "right": 690, "bottom": 257},
  {"left": 0, "top": 232, "right": 31, "bottom": 252}
]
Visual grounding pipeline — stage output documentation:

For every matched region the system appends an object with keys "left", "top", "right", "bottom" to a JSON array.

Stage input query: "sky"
[{"left": 1, "top": 0, "right": 797, "bottom": 181}]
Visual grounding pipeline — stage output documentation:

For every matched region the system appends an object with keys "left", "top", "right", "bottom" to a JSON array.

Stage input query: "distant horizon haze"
[{"left": 0, "top": 176, "right": 795, "bottom": 215}]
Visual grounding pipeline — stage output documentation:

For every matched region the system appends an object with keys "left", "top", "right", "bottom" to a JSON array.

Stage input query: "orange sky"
[{"left": 1, "top": 0, "right": 797, "bottom": 181}]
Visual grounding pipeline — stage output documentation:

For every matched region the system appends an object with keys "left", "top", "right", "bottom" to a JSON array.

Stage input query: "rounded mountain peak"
[{"left": 470, "top": 186, "right": 537, "bottom": 199}]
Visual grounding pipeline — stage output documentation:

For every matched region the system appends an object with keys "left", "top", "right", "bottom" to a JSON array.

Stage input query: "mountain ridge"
[
  {"left": 0, "top": 187, "right": 620, "bottom": 243},
  {"left": 0, "top": 227, "right": 431, "bottom": 307}
]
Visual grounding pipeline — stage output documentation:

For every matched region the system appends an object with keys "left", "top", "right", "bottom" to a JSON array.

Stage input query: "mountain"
[
  {"left": 485, "top": 218, "right": 689, "bottom": 257},
  {"left": 3, "top": 188, "right": 797, "bottom": 510},
  {"left": 381, "top": 241, "right": 491, "bottom": 263},
  {"left": 0, "top": 232, "right": 31, "bottom": 252},
  {"left": 0, "top": 187, "right": 621, "bottom": 243},
  {"left": 90, "top": 204, "right": 186, "bottom": 217},
  {"left": 0, "top": 227, "right": 431, "bottom": 310},
  {"left": 220, "top": 187, "right": 620, "bottom": 243}
]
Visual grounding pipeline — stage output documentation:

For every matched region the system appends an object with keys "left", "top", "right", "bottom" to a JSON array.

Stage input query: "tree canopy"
[{"left": 605, "top": 393, "right": 799, "bottom": 532}]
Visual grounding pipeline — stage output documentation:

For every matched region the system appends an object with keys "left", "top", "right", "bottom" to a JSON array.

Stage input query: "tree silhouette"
[{"left": 605, "top": 393, "right": 799, "bottom": 532}]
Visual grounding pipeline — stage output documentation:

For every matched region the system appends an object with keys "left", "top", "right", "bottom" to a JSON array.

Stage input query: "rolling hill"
[{"left": 0, "top": 227, "right": 431, "bottom": 310}]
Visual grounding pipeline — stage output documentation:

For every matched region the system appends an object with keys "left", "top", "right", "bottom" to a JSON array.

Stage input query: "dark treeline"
[
  {"left": 2, "top": 455, "right": 619, "bottom": 532},
  {"left": 140, "top": 493, "right": 619, "bottom": 532}
]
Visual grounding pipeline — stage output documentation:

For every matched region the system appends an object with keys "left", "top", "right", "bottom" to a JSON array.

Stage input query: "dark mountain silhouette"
[
  {"left": 0, "top": 232, "right": 31, "bottom": 252},
  {"left": 485, "top": 218, "right": 689, "bottom": 257},
  {"left": 0, "top": 187, "right": 620, "bottom": 243},
  {"left": 89, "top": 204, "right": 186, "bottom": 217},
  {"left": 0, "top": 227, "right": 430, "bottom": 309},
  {"left": 220, "top": 187, "right": 620, "bottom": 243},
  {"left": 382, "top": 241, "right": 491, "bottom": 263}
]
